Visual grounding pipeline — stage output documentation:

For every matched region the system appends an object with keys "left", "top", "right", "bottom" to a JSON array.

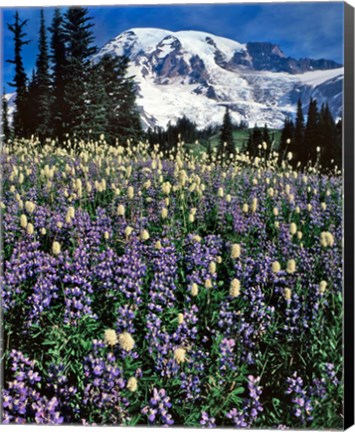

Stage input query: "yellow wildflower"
[
  {"left": 286, "top": 259, "right": 296, "bottom": 274},
  {"left": 205, "top": 279, "right": 213, "bottom": 289},
  {"left": 20, "top": 214, "right": 28, "bottom": 228},
  {"left": 191, "top": 283, "right": 199, "bottom": 297},
  {"left": 319, "top": 281, "right": 327, "bottom": 294},
  {"left": 174, "top": 347, "right": 186, "bottom": 364},
  {"left": 104, "top": 329, "right": 118, "bottom": 347},
  {"left": 117, "top": 204, "right": 125, "bottom": 216},
  {"left": 125, "top": 226, "right": 133, "bottom": 237},
  {"left": 229, "top": 279, "right": 241, "bottom": 298},
  {"left": 25, "top": 201, "right": 36, "bottom": 214},
  {"left": 231, "top": 244, "right": 241, "bottom": 259},
  {"left": 284, "top": 288, "right": 292, "bottom": 301},
  {"left": 272, "top": 261, "right": 281, "bottom": 274},
  {"left": 289, "top": 223, "right": 297, "bottom": 236},
  {"left": 52, "top": 241, "right": 61, "bottom": 255},
  {"left": 127, "top": 377, "right": 138, "bottom": 392},
  {"left": 140, "top": 229, "right": 150, "bottom": 241},
  {"left": 161, "top": 207, "right": 168, "bottom": 219},
  {"left": 127, "top": 186, "right": 134, "bottom": 199},
  {"left": 209, "top": 261, "right": 216, "bottom": 274},
  {"left": 118, "top": 331, "right": 135, "bottom": 352},
  {"left": 26, "top": 223, "right": 34, "bottom": 236}
]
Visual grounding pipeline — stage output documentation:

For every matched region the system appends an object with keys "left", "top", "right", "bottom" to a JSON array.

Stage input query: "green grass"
[{"left": 185, "top": 129, "right": 282, "bottom": 155}]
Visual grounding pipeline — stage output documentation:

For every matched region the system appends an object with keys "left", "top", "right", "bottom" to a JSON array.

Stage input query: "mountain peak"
[{"left": 95, "top": 27, "right": 343, "bottom": 130}]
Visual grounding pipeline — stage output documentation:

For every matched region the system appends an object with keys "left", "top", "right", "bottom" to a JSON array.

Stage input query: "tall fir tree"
[
  {"left": 35, "top": 9, "right": 52, "bottom": 140},
  {"left": 62, "top": 7, "right": 96, "bottom": 139},
  {"left": 49, "top": 8, "right": 66, "bottom": 139},
  {"left": 85, "top": 62, "right": 109, "bottom": 140},
  {"left": 98, "top": 54, "right": 142, "bottom": 145},
  {"left": 262, "top": 123, "right": 271, "bottom": 145},
  {"left": 334, "top": 119, "right": 342, "bottom": 169},
  {"left": 218, "top": 106, "right": 235, "bottom": 163},
  {"left": 290, "top": 98, "right": 305, "bottom": 164},
  {"left": 304, "top": 98, "right": 320, "bottom": 165},
  {"left": 2, "top": 92, "right": 11, "bottom": 141},
  {"left": 175, "top": 115, "right": 198, "bottom": 144},
  {"left": 279, "top": 116, "right": 294, "bottom": 164},
  {"left": 7, "top": 11, "right": 30, "bottom": 137},
  {"left": 262, "top": 123, "right": 272, "bottom": 158},
  {"left": 246, "top": 124, "right": 262, "bottom": 158},
  {"left": 318, "top": 103, "right": 337, "bottom": 169},
  {"left": 26, "top": 70, "right": 40, "bottom": 135}
]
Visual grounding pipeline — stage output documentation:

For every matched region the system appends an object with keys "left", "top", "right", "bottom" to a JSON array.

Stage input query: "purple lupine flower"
[
  {"left": 323, "top": 362, "right": 339, "bottom": 386},
  {"left": 60, "top": 243, "right": 97, "bottom": 325},
  {"left": 142, "top": 388, "right": 174, "bottom": 426},
  {"left": 226, "top": 375, "right": 263, "bottom": 427},
  {"left": 3, "top": 350, "right": 63, "bottom": 425},
  {"left": 286, "top": 372, "right": 313, "bottom": 425},
  {"left": 200, "top": 411, "right": 216, "bottom": 428},
  {"left": 113, "top": 237, "right": 147, "bottom": 305},
  {"left": 45, "top": 363, "right": 79, "bottom": 422},
  {"left": 144, "top": 239, "right": 179, "bottom": 376},
  {"left": 82, "top": 340, "right": 129, "bottom": 425},
  {"left": 247, "top": 375, "right": 263, "bottom": 421},
  {"left": 226, "top": 407, "right": 249, "bottom": 428},
  {"left": 184, "top": 234, "right": 223, "bottom": 293},
  {"left": 219, "top": 338, "right": 237, "bottom": 373},
  {"left": 172, "top": 305, "right": 199, "bottom": 345}
]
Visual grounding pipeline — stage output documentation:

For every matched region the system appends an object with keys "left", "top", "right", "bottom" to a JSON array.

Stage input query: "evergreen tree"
[
  {"left": 290, "top": 98, "right": 305, "bottom": 164},
  {"left": 218, "top": 107, "right": 235, "bottom": 163},
  {"left": 237, "top": 120, "right": 248, "bottom": 130},
  {"left": 26, "top": 70, "right": 40, "bottom": 136},
  {"left": 7, "top": 11, "right": 30, "bottom": 137},
  {"left": 246, "top": 124, "right": 262, "bottom": 158},
  {"left": 206, "top": 140, "right": 214, "bottom": 162},
  {"left": 166, "top": 121, "right": 176, "bottom": 150},
  {"left": 175, "top": 115, "right": 198, "bottom": 144},
  {"left": 49, "top": 8, "right": 66, "bottom": 139},
  {"left": 318, "top": 103, "right": 337, "bottom": 169},
  {"left": 279, "top": 117, "right": 295, "bottom": 163},
  {"left": 98, "top": 54, "right": 142, "bottom": 145},
  {"left": 304, "top": 98, "right": 320, "bottom": 165},
  {"left": 262, "top": 123, "right": 272, "bottom": 158},
  {"left": 85, "top": 62, "right": 109, "bottom": 141},
  {"left": 34, "top": 9, "right": 52, "bottom": 140},
  {"left": 62, "top": 7, "right": 96, "bottom": 139},
  {"left": 2, "top": 92, "right": 11, "bottom": 141},
  {"left": 279, "top": 116, "right": 294, "bottom": 164},
  {"left": 334, "top": 119, "right": 342, "bottom": 169},
  {"left": 262, "top": 123, "right": 271, "bottom": 145}
]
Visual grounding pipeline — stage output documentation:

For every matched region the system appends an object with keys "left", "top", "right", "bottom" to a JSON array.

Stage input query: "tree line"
[
  {"left": 215, "top": 101, "right": 341, "bottom": 170},
  {"left": 146, "top": 102, "right": 341, "bottom": 171},
  {"left": 2, "top": 7, "right": 142, "bottom": 143},
  {"left": 146, "top": 113, "right": 248, "bottom": 153},
  {"left": 278, "top": 98, "right": 342, "bottom": 170}
]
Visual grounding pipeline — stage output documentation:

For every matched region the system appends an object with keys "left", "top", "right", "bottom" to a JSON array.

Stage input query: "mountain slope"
[{"left": 95, "top": 28, "right": 343, "bottom": 130}]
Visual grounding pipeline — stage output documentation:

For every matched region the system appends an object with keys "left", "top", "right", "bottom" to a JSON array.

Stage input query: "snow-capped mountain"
[{"left": 96, "top": 28, "right": 343, "bottom": 130}]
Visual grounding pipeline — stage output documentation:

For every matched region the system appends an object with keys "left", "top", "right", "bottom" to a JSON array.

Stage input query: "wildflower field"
[{"left": 1, "top": 138, "right": 343, "bottom": 427}]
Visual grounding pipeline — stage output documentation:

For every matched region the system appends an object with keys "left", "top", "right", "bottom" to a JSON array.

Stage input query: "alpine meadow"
[{"left": 1, "top": 4, "right": 344, "bottom": 428}]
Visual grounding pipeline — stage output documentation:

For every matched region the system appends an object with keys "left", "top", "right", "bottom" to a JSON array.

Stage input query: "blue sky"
[{"left": 1, "top": 2, "right": 344, "bottom": 92}]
